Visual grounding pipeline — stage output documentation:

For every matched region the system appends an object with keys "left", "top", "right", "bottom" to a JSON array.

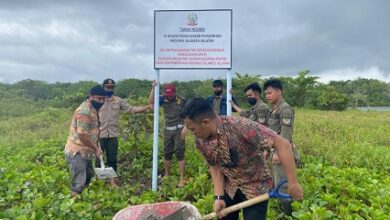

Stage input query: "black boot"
[{"left": 281, "top": 200, "right": 293, "bottom": 216}]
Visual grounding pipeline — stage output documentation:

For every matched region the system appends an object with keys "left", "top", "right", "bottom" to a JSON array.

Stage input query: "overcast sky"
[{"left": 0, "top": 0, "right": 389, "bottom": 83}]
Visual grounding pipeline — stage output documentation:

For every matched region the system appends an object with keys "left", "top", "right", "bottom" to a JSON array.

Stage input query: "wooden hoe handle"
[{"left": 201, "top": 194, "right": 270, "bottom": 220}]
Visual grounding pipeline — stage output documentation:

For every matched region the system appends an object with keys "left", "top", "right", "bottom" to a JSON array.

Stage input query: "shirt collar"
[
  {"left": 164, "top": 96, "right": 178, "bottom": 102},
  {"left": 251, "top": 99, "right": 262, "bottom": 109},
  {"left": 86, "top": 99, "right": 97, "bottom": 113},
  {"left": 273, "top": 98, "right": 284, "bottom": 110}
]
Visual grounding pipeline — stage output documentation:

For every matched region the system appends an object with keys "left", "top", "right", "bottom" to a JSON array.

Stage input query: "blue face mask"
[{"left": 105, "top": 91, "right": 114, "bottom": 97}]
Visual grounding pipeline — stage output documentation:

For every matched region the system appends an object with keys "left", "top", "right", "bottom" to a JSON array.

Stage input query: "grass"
[{"left": 0, "top": 107, "right": 389, "bottom": 219}]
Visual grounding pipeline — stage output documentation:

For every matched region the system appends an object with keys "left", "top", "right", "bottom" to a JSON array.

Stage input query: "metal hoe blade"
[
  {"left": 95, "top": 167, "right": 117, "bottom": 179},
  {"left": 94, "top": 155, "right": 118, "bottom": 179}
]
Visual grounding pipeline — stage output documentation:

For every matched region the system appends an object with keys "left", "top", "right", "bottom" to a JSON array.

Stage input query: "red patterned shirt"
[{"left": 195, "top": 116, "right": 276, "bottom": 199}]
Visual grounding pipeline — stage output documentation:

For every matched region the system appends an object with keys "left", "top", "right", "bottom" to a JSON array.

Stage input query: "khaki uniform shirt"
[
  {"left": 64, "top": 99, "right": 98, "bottom": 159},
  {"left": 159, "top": 95, "right": 186, "bottom": 127},
  {"left": 99, "top": 96, "right": 145, "bottom": 138},
  {"left": 268, "top": 99, "right": 294, "bottom": 143},
  {"left": 239, "top": 100, "right": 270, "bottom": 125}
]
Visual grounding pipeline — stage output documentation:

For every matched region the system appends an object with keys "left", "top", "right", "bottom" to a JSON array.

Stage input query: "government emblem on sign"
[{"left": 187, "top": 13, "right": 198, "bottom": 26}]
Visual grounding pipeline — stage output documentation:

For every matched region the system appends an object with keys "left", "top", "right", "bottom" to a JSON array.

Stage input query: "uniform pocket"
[{"left": 111, "top": 104, "right": 120, "bottom": 110}]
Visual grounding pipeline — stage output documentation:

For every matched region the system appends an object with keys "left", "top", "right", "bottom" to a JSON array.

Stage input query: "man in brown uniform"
[
  {"left": 230, "top": 82, "right": 269, "bottom": 126},
  {"left": 97, "top": 78, "right": 151, "bottom": 187},
  {"left": 149, "top": 80, "right": 186, "bottom": 187},
  {"left": 264, "top": 78, "right": 301, "bottom": 216}
]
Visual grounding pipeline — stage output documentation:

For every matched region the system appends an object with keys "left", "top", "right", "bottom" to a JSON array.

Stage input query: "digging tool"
[
  {"left": 201, "top": 179, "right": 291, "bottom": 219},
  {"left": 95, "top": 154, "right": 118, "bottom": 179}
]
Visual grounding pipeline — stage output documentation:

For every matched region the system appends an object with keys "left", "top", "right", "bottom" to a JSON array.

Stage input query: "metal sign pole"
[
  {"left": 226, "top": 69, "right": 232, "bottom": 116},
  {"left": 152, "top": 69, "right": 160, "bottom": 191}
]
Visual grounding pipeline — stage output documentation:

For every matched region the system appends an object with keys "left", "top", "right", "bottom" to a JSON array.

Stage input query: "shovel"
[
  {"left": 201, "top": 179, "right": 291, "bottom": 219},
  {"left": 95, "top": 154, "right": 118, "bottom": 179}
]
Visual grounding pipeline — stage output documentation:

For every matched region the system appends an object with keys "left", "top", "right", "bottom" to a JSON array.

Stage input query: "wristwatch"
[{"left": 214, "top": 195, "right": 225, "bottom": 200}]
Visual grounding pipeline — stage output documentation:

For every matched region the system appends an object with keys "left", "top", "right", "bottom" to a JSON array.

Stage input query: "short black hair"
[
  {"left": 180, "top": 98, "right": 217, "bottom": 121},
  {"left": 244, "top": 82, "right": 262, "bottom": 94},
  {"left": 103, "top": 78, "right": 115, "bottom": 86},
  {"left": 263, "top": 79, "right": 283, "bottom": 91},
  {"left": 212, "top": 79, "right": 223, "bottom": 87}
]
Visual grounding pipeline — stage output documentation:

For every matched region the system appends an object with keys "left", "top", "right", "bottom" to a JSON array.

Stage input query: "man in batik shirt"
[{"left": 180, "top": 98, "right": 303, "bottom": 220}]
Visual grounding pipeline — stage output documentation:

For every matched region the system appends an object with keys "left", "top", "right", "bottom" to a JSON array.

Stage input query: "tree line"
[{"left": 1, "top": 70, "right": 389, "bottom": 111}]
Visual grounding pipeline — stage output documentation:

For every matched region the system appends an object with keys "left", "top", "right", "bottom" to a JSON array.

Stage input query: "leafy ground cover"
[{"left": 0, "top": 108, "right": 389, "bottom": 219}]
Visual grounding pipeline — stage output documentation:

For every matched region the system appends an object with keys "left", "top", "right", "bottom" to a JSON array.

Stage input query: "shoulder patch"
[
  {"left": 258, "top": 117, "right": 266, "bottom": 124},
  {"left": 281, "top": 117, "right": 292, "bottom": 126},
  {"left": 176, "top": 96, "right": 182, "bottom": 105},
  {"left": 280, "top": 104, "right": 293, "bottom": 126}
]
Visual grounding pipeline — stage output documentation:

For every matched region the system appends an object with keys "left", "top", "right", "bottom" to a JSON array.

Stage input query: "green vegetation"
[
  {"left": 1, "top": 71, "right": 390, "bottom": 111},
  {"left": 0, "top": 75, "right": 389, "bottom": 219},
  {"left": 290, "top": 109, "right": 390, "bottom": 219},
  {"left": 0, "top": 102, "right": 389, "bottom": 219}
]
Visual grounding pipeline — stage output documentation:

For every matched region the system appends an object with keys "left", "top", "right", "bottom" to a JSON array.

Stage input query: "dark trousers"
[
  {"left": 96, "top": 138, "right": 118, "bottom": 172},
  {"left": 222, "top": 189, "right": 268, "bottom": 220},
  {"left": 65, "top": 153, "right": 94, "bottom": 193}
]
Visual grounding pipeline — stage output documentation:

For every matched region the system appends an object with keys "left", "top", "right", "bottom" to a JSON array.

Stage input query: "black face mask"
[
  {"left": 214, "top": 90, "right": 223, "bottom": 96},
  {"left": 91, "top": 100, "right": 104, "bottom": 111},
  {"left": 247, "top": 97, "right": 257, "bottom": 106}
]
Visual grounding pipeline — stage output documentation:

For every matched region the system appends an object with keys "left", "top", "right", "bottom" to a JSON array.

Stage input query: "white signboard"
[{"left": 154, "top": 10, "right": 232, "bottom": 69}]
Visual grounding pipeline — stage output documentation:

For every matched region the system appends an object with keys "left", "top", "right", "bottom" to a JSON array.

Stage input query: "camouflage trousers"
[
  {"left": 271, "top": 144, "right": 300, "bottom": 216},
  {"left": 271, "top": 144, "right": 301, "bottom": 193}
]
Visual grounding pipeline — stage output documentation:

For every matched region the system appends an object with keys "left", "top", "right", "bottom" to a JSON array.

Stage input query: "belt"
[{"left": 165, "top": 124, "right": 184, "bottom": 131}]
